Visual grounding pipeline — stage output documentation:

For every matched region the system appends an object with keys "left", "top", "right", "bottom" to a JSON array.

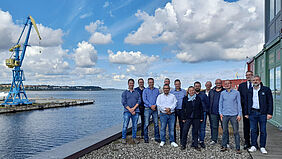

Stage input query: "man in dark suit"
[
  {"left": 245, "top": 75, "right": 273, "bottom": 154},
  {"left": 238, "top": 70, "right": 253, "bottom": 149}
]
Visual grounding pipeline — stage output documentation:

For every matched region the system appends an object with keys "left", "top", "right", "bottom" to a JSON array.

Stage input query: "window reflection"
[{"left": 276, "top": 66, "right": 281, "bottom": 100}]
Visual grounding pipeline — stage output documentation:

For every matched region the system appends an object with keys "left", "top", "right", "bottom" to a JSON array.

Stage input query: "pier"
[{"left": 0, "top": 98, "right": 94, "bottom": 114}]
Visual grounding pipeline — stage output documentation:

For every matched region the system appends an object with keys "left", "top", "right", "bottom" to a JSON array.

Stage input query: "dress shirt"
[
  {"left": 170, "top": 88, "right": 186, "bottom": 109},
  {"left": 252, "top": 86, "right": 261, "bottom": 109},
  {"left": 156, "top": 93, "right": 177, "bottom": 113}
]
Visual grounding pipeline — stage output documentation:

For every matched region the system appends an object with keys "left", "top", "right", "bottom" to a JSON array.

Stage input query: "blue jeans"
[
  {"left": 249, "top": 110, "right": 267, "bottom": 148},
  {"left": 222, "top": 116, "right": 240, "bottom": 150},
  {"left": 160, "top": 113, "right": 175, "bottom": 143},
  {"left": 199, "top": 112, "right": 207, "bottom": 142},
  {"left": 144, "top": 108, "right": 160, "bottom": 141},
  {"left": 122, "top": 112, "right": 139, "bottom": 139}
]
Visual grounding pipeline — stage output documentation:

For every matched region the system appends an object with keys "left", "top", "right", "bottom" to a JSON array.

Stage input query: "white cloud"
[
  {"left": 108, "top": 50, "right": 159, "bottom": 65},
  {"left": 80, "top": 13, "right": 92, "bottom": 19},
  {"left": 112, "top": 74, "right": 128, "bottom": 81},
  {"left": 103, "top": 1, "right": 110, "bottom": 8},
  {"left": 85, "top": 20, "right": 112, "bottom": 44},
  {"left": 124, "top": 0, "right": 264, "bottom": 62},
  {"left": 89, "top": 32, "right": 112, "bottom": 44},
  {"left": 0, "top": 10, "right": 64, "bottom": 50},
  {"left": 73, "top": 41, "right": 98, "bottom": 68},
  {"left": 108, "top": 50, "right": 159, "bottom": 76}
]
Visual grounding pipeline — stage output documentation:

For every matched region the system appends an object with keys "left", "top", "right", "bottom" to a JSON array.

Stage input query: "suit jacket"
[
  {"left": 238, "top": 82, "right": 248, "bottom": 115},
  {"left": 198, "top": 90, "right": 209, "bottom": 112},
  {"left": 181, "top": 96, "right": 204, "bottom": 120},
  {"left": 245, "top": 85, "right": 273, "bottom": 115}
]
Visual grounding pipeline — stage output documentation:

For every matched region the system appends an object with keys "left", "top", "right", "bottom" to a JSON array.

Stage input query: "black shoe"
[
  {"left": 181, "top": 146, "right": 186, "bottom": 150},
  {"left": 194, "top": 146, "right": 201, "bottom": 151},
  {"left": 155, "top": 139, "right": 161, "bottom": 143},
  {"left": 144, "top": 139, "right": 149, "bottom": 143},
  {"left": 243, "top": 144, "right": 250, "bottom": 150},
  {"left": 200, "top": 142, "right": 206, "bottom": 148}
]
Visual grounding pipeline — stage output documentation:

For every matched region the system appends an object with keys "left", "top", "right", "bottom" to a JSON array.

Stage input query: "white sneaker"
[
  {"left": 227, "top": 144, "right": 230, "bottom": 148},
  {"left": 248, "top": 146, "right": 257, "bottom": 152},
  {"left": 210, "top": 141, "right": 216, "bottom": 145},
  {"left": 260, "top": 147, "right": 267, "bottom": 154},
  {"left": 171, "top": 142, "right": 178, "bottom": 147},
  {"left": 160, "top": 141, "right": 165, "bottom": 147}
]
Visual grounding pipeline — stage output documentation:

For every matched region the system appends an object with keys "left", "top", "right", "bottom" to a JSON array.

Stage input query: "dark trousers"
[
  {"left": 181, "top": 119, "right": 200, "bottom": 147},
  {"left": 174, "top": 109, "right": 184, "bottom": 142},
  {"left": 242, "top": 115, "right": 250, "bottom": 145},
  {"left": 140, "top": 106, "right": 145, "bottom": 136},
  {"left": 210, "top": 113, "right": 229, "bottom": 143}
]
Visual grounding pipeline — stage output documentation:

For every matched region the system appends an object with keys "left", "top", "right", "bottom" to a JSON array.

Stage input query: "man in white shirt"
[
  {"left": 156, "top": 84, "right": 178, "bottom": 147},
  {"left": 245, "top": 75, "right": 273, "bottom": 154}
]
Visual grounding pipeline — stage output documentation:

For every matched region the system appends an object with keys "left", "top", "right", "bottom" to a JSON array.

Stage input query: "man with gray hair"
[
  {"left": 246, "top": 75, "right": 273, "bottom": 154},
  {"left": 159, "top": 78, "right": 173, "bottom": 93},
  {"left": 209, "top": 79, "right": 226, "bottom": 145}
]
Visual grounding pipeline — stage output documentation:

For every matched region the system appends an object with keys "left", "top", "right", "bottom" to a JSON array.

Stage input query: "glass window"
[
  {"left": 276, "top": 0, "right": 281, "bottom": 14},
  {"left": 276, "top": 66, "right": 281, "bottom": 100},
  {"left": 269, "top": 52, "right": 275, "bottom": 66},
  {"left": 270, "top": 0, "right": 275, "bottom": 21},
  {"left": 270, "top": 68, "right": 275, "bottom": 92}
]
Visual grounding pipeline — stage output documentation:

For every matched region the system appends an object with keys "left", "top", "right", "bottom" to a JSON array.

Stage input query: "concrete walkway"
[{"left": 250, "top": 123, "right": 282, "bottom": 159}]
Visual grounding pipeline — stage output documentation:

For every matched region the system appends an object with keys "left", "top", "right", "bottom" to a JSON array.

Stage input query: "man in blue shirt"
[
  {"left": 194, "top": 81, "right": 209, "bottom": 148},
  {"left": 219, "top": 80, "right": 242, "bottom": 153},
  {"left": 121, "top": 79, "right": 141, "bottom": 144},
  {"left": 171, "top": 79, "right": 186, "bottom": 143},
  {"left": 134, "top": 78, "right": 145, "bottom": 138},
  {"left": 143, "top": 78, "right": 160, "bottom": 143}
]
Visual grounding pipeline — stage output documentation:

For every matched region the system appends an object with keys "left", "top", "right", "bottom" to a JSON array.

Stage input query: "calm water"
[{"left": 0, "top": 90, "right": 124, "bottom": 159}]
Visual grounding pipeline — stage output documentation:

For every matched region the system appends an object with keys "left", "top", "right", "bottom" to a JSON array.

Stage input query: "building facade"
[{"left": 248, "top": 0, "right": 282, "bottom": 129}]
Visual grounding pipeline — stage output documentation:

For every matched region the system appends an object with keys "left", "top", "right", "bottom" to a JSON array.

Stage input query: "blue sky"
[{"left": 0, "top": 0, "right": 263, "bottom": 89}]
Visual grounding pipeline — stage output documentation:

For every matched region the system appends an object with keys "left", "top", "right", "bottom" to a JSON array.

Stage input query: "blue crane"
[{"left": 2, "top": 16, "right": 41, "bottom": 106}]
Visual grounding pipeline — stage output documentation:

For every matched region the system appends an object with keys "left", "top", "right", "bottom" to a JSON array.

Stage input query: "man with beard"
[
  {"left": 135, "top": 78, "right": 145, "bottom": 138},
  {"left": 246, "top": 75, "right": 273, "bottom": 154},
  {"left": 194, "top": 81, "right": 209, "bottom": 148}
]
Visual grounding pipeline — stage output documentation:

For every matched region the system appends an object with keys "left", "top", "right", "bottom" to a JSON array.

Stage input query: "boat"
[{"left": 0, "top": 92, "right": 8, "bottom": 101}]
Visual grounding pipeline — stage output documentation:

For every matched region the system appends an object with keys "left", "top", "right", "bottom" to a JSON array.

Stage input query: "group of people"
[{"left": 121, "top": 71, "right": 273, "bottom": 154}]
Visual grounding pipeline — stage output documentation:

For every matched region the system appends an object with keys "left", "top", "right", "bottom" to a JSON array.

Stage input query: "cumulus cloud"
[
  {"left": 73, "top": 41, "right": 98, "bottom": 68},
  {"left": 124, "top": 0, "right": 264, "bottom": 62},
  {"left": 0, "top": 10, "right": 63, "bottom": 51},
  {"left": 108, "top": 50, "right": 159, "bottom": 65},
  {"left": 108, "top": 50, "right": 159, "bottom": 76},
  {"left": 85, "top": 20, "right": 112, "bottom": 44},
  {"left": 0, "top": 9, "right": 104, "bottom": 86}
]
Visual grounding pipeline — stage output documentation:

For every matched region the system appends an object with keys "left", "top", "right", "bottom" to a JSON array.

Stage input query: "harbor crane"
[{"left": 2, "top": 16, "right": 41, "bottom": 106}]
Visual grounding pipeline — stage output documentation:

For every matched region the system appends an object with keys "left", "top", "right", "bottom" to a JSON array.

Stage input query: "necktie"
[{"left": 249, "top": 81, "right": 252, "bottom": 90}]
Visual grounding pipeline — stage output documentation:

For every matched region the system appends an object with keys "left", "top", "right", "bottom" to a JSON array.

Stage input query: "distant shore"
[{"left": 0, "top": 84, "right": 124, "bottom": 92}]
